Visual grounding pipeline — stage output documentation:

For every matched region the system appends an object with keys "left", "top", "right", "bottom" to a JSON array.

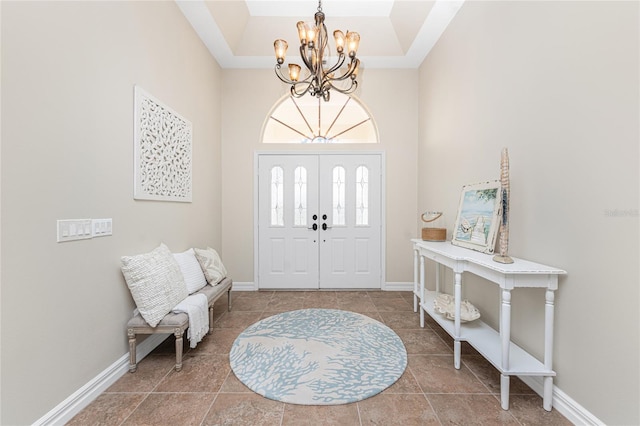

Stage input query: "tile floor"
[{"left": 68, "top": 290, "right": 572, "bottom": 425}]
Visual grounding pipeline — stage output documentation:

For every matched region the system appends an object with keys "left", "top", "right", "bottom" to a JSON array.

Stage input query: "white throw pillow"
[
  {"left": 121, "top": 243, "right": 188, "bottom": 327},
  {"left": 194, "top": 247, "right": 227, "bottom": 285},
  {"left": 173, "top": 249, "right": 208, "bottom": 294}
]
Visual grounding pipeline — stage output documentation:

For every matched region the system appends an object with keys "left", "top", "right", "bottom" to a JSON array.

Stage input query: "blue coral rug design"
[{"left": 229, "top": 308, "right": 407, "bottom": 405}]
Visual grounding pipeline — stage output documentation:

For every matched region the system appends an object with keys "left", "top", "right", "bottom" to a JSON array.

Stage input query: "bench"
[{"left": 127, "top": 276, "right": 233, "bottom": 372}]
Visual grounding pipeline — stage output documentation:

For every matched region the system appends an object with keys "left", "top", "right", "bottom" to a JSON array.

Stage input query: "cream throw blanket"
[{"left": 172, "top": 293, "right": 209, "bottom": 348}]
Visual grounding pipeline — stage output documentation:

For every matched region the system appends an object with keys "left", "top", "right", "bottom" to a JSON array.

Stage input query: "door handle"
[
  {"left": 322, "top": 223, "right": 331, "bottom": 231},
  {"left": 308, "top": 223, "right": 318, "bottom": 231}
]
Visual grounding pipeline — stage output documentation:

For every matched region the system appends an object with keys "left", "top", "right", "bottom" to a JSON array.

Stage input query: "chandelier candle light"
[{"left": 274, "top": 0, "right": 361, "bottom": 101}]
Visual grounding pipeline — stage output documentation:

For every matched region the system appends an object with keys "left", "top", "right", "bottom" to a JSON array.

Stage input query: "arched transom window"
[{"left": 262, "top": 91, "right": 378, "bottom": 144}]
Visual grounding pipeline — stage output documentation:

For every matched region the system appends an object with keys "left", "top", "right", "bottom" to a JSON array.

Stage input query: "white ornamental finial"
[{"left": 493, "top": 147, "right": 514, "bottom": 264}]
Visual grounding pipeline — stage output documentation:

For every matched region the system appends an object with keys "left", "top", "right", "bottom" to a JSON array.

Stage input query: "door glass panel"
[
  {"left": 332, "top": 166, "right": 346, "bottom": 226},
  {"left": 270, "top": 166, "right": 284, "bottom": 226},
  {"left": 294, "top": 166, "right": 307, "bottom": 227},
  {"left": 356, "top": 166, "right": 369, "bottom": 226}
]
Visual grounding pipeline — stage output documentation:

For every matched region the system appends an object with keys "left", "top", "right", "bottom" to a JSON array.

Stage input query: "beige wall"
[
  {"left": 2, "top": 1, "right": 635, "bottom": 424},
  {"left": 418, "top": 1, "right": 639, "bottom": 424},
  {"left": 0, "top": 2, "right": 222, "bottom": 424},
  {"left": 220, "top": 69, "right": 418, "bottom": 286}
]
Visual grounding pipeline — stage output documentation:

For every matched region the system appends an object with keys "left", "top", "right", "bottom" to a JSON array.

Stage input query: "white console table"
[{"left": 411, "top": 239, "right": 566, "bottom": 411}]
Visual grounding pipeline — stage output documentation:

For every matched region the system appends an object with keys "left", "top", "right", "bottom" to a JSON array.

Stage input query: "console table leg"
[
  {"left": 500, "top": 374, "right": 510, "bottom": 410},
  {"left": 543, "top": 376, "right": 553, "bottom": 411},
  {"left": 501, "top": 289, "right": 512, "bottom": 371},
  {"left": 454, "top": 341, "right": 461, "bottom": 369},
  {"left": 419, "top": 254, "right": 425, "bottom": 328},
  {"left": 543, "top": 289, "right": 555, "bottom": 411},
  {"left": 413, "top": 249, "right": 419, "bottom": 312},
  {"left": 454, "top": 271, "right": 462, "bottom": 369}
]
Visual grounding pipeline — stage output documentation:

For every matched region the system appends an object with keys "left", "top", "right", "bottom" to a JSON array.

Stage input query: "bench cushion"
[
  {"left": 197, "top": 277, "right": 232, "bottom": 304},
  {"left": 128, "top": 311, "right": 188, "bottom": 328}
]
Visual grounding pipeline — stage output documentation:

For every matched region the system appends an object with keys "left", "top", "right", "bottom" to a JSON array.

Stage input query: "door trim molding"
[{"left": 254, "top": 150, "right": 386, "bottom": 290}]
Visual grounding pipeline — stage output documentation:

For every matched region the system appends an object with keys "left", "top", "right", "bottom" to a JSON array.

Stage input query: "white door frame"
[{"left": 253, "top": 150, "right": 386, "bottom": 290}]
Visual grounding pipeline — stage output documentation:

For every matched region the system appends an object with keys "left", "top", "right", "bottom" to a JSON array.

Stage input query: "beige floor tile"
[
  {"left": 202, "top": 393, "right": 284, "bottom": 426},
  {"left": 303, "top": 293, "right": 340, "bottom": 309},
  {"left": 219, "top": 371, "right": 253, "bottom": 393},
  {"left": 378, "top": 311, "right": 423, "bottom": 330},
  {"left": 234, "top": 290, "right": 274, "bottom": 299},
  {"left": 401, "top": 291, "right": 419, "bottom": 304},
  {"left": 67, "top": 393, "right": 146, "bottom": 425},
  {"left": 506, "top": 394, "right": 574, "bottom": 426},
  {"left": 121, "top": 393, "right": 216, "bottom": 426},
  {"left": 282, "top": 403, "right": 360, "bottom": 425},
  {"left": 354, "top": 311, "right": 385, "bottom": 323},
  {"left": 367, "top": 290, "right": 407, "bottom": 299},
  {"left": 212, "top": 299, "right": 231, "bottom": 314},
  {"left": 427, "top": 394, "right": 520, "bottom": 425},
  {"left": 337, "top": 291, "right": 371, "bottom": 300},
  {"left": 229, "top": 296, "right": 270, "bottom": 312},
  {"left": 154, "top": 353, "right": 230, "bottom": 393},
  {"left": 420, "top": 311, "right": 443, "bottom": 329},
  {"left": 462, "top": 355, "right": 536, "bottom": 395},
  {"left": 409, "top": 354, "right": 489, "bottom": 394},
  {"left": 265, "top": 295, "right": 306, "bottom": 312},
  {"left": 302, "top": 300, "right": 341, "bottom": 309},
  {"left": 304, "top": 290, "right": 338, "bottom": 300},
  {"left": 257, "top": 310, "right": 286, "bottom": 320},
  {"left": 380, "top": 369, "right": 423, "bottom": 394},
  {"left": 371, "top": 296, "right": 413, "bottom": 312},
  {"left": 152, "top": 334, "right": 189, "bottom": 353},
  {"left": 337, "top": 297, "right": 378, "bottom": 313},
  {"left": 430, "top": 325, "right": 481, "bottom": 355},
  {"left": 213, "top": 311, "right": 263, "bottom": 329},
  {"left": 195, "top": 327, "right": 243, "bottom": 355},
  {"left": 358, "top": 393, "right": 440, "bottom": 425},
  {"left": 107, "top": 353, "right": 175, "bottom": 392},
  {"left": 395, "top": 328, "right": 453, "bottom": 355}
]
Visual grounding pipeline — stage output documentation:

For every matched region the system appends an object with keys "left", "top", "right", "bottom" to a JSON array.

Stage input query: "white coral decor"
[{"left": 433, "top": 293, "right": 480, "bottom": 322}]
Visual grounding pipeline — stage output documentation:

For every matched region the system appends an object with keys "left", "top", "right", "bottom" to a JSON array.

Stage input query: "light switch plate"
[
  {"left": 57, "top": 219, "right": 92, "bottom": 242},
  {"left": 92, "top": 218, "right": 113, "bottom": 237}
]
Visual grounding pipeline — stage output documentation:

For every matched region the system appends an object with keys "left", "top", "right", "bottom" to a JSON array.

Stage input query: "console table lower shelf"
[{"left": 421, "top": 290, "right": 553, "bottom": 377}]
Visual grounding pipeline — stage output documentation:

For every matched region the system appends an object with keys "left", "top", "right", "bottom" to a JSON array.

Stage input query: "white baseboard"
[
  {"left": 33, "top": 334, "right": 167, "bottom": 426},
  {"left": 518, "top": 376, "right": 603, "bottom": 425},
  {"left": 232, "top": 281, "right": 258, "bottom": 291},
  {"left": 234, "top": 282, "right": 414, "bottom": 292},
  {"left": 383, "top": 281, "right": 413, "bottom": 291}
]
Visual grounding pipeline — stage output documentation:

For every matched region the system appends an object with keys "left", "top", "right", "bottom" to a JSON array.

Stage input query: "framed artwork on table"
[{"left": 452, "top": 180, "right": 501, "bottom": 254}]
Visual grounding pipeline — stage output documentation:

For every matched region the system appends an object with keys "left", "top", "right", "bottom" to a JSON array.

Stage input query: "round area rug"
[{"left": 229, "top": 308, "right": 407, "bottom": 405}]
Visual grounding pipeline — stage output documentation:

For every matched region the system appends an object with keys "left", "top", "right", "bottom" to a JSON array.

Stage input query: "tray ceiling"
[{"left": 176, "top": 0, "right": 465, "bottom": 69}]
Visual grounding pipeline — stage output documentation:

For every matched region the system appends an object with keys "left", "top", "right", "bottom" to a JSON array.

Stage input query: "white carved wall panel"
[{"left": 134, "top": 86, "right": 192, "bottom": 202}]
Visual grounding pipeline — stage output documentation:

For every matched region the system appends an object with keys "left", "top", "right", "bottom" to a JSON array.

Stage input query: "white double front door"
[{"left": 257, "top": 153, "right": 382, "bottom": 289}]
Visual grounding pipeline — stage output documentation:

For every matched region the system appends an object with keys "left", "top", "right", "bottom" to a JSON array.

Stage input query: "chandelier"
[{"left": 273, "top": 0, "right": 361, "bottom": 102}]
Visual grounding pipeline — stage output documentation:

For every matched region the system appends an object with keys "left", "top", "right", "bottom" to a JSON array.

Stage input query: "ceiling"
[{"left": 176, "top": 0, "right": 465, "bottom": 69}]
